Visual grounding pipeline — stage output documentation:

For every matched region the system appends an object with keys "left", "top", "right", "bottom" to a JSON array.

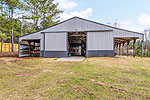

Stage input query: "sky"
[{"left": 54, "top": 0, "right": 150, "bottom": 33}]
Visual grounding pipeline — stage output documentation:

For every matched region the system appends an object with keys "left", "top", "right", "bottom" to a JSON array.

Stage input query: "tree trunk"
[
  {"left": 9, "top": 9, "right": 11, "bottom": 52},
  {"left": 147, "top": 41, "right": 148, "bottom": 56},
  {"left": 34, "top": 3, "right": 38, "bottom": 31},
  {"left": 11, "top": 8, "right": 14, "bottom": 52},
  {"left": 1, "top": 39, "right": 3, "bottom": 52},
  {"left": 1, "top": 1, "right": 3, "bottom": 52}
]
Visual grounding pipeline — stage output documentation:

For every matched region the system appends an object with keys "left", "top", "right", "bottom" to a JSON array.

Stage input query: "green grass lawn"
[{"left": 0, "top": 57, "right": 150, "bottom": 100}]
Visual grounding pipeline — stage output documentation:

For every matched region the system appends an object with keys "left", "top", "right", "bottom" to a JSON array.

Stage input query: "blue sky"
[{"left": 55, "top": 0, "right": 150, "bottom": 32}]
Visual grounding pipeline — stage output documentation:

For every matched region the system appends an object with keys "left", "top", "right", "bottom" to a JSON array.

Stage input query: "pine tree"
[
  {"left": 4, "top": 0, "right": 22, "bottom": 52},
  {"left": 24, "top": 0, "right": 63, "bottom": 30}
]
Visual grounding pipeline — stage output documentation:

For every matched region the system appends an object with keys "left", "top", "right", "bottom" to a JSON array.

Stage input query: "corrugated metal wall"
[
  {"left": 44, "top": 18, "right": 111, "bottom": 32},
  {"left": 87, "top": 32, "right": 113, "bottom": 50},
  {"left": 87, "top": 31, "right": 143, "bottom": 51},
  {"left": 44, "top": 32, "right": 67, "bottom": 57},
  {"left": 45, "top": 32, "right": 67, "bottom": 51}
]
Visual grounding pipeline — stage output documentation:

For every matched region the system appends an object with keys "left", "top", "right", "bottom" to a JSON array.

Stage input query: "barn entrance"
[
  {"left": 19, "top": 39, "right": 40, "bottom": 57},
  {"left": 68, "top": 32, "right": 86, "bottom": 56},
  {"left": 114, "top": 37, "right": 139, "bottom": 57}
]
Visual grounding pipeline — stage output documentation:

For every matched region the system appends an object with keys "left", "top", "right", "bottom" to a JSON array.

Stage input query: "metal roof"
[{"left": 19, "top": 16, "right": 144, "bottom": 38}]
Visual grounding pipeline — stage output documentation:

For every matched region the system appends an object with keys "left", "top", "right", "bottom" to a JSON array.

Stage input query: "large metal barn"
[{"left": 18, "top": 17, "right": 144, "bottom": 57}]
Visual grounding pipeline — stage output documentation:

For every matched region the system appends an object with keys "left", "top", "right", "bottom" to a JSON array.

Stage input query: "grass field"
[{"left": 0, "top": 57, "right": 150, "bottom": 100}]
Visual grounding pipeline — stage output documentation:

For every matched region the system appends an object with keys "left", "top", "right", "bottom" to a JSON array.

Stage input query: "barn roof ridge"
[{"left": 19, "top": 16, "right": 144, "bottom": 38}]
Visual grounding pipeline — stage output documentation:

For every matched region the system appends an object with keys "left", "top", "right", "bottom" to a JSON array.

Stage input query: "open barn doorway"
[
  {"left": 19, "top": 39, "right": 40, "bottom": 57},
  {"left": 68, "top": 32, "right": 87, "bottom": 56},
  {"left": 114, "top": 37, "right": 139, "bottom": 57}
]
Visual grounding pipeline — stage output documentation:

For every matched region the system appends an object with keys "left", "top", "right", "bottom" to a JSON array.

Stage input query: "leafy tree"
[
  {"left": 0, "top": 0, "right": 62, "bottom": 53},
  {"left": 135, "top": 40, "right": 142, "bottom": 56},
  {"left": 0, "top": 0, "right": 9, "bottom": 52},
  {"left": 24, "top": 0, "right": 63, "bottom": 30},
  {"left": 4, "top": 0, "right": 23, "bottom": 52}
]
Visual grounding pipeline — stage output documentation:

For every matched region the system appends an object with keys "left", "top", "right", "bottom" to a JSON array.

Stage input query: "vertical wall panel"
[
  {"left": 45, "top": 32, "right": 67, "bottom": 51},
  {"left": 87, "top": 32, "right": 113, "bottom": 50},
  {"left": 44, "top": 32, "right": 67, "bottom": 57},
  {"left": 87, "top": 32, "right": 114, "bottom": 57}
]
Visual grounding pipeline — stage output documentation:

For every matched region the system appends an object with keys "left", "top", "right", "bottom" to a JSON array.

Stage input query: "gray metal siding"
[
  {"left": 40, "top": 50, "right": 44, "bottom": 57},
  {"left": 87, "top": 32, "right": 113, "bottom": 50},
  {"left": 113, "top": 29, "right": 143, "bottom": 40},
  {"left": 44, "top": 51, "right": 67, "bottom": 57},
  {"left": 45, "top": 32, "right": 67, "bottom": 51},
  {"left": 87, "top": 32, "right": 114, "bottom": 57},
  {"left": 87, "top": 31, "right": 143, "bottom": 51},
  {"left": 87, "top": 50, "right": 114, "bottom": 57},
  {"left": 44, "top": 18, "right": 112, "bottom": 32}
]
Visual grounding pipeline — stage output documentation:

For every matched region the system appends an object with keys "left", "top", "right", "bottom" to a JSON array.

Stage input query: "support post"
[
  {"left": 122, "top": 42, "right": 124, "bottom": 56},
  {"left": 141, "top": 40, "right": 143, "bottom": 58},
  {"left": 119, "top": 43, "right": 121, "bottom": 56},
  {"left": 116, "top": 44, "right": 118, "bottom": 54},
  {"left": 133, "top": 39, "right": 136, "bottom": 57},
  {"left": 18, "top": 41, "right": 20, "bottom": 57},
  {"left": 28, "top": 41, "right": 31, "bottom": 56},
  {"left": 127, "top": 41, "right": 129, "bottom": 57},
  {"left": 114, "top": 44, "right": 116, "bottom": 54}
]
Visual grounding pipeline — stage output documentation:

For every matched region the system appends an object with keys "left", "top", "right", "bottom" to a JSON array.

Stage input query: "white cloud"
[
  {"left": 60, "top": 8, "right": 93, "bottom": 20},
  {"left": 120, "top": 25, "right": 143, "bottom": 32},
  {"left": 107, "top": 13, "right": 150, "bottom": 33},
  {"left": 54, "top": 0, "right": 92, "bottom": 21},
  {"left": 107, "top": 20, "right": 143, "bottom": 32},
  {"left": 119, "top": 20, "right": 131, "bottom": 25},
  {"left": 119, "top": 20, "right": 142, "bottom": 32},
  {"left": 138, "top": 13, "right": 150, "bottom": 28},
  {"left": 54, "top": 0, "right": 78, "bottom": 10}
]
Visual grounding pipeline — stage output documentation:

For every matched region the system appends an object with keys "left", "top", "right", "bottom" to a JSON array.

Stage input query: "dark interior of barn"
[
  {"left": 19, "top": 39, "right": 40, "bottom": 57},
  {"left": 68, "top": 32, "right": 86, "bottom": 56}
]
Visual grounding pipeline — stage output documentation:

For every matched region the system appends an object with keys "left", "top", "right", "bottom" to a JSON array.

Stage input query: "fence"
[{"left": 0, "top": 42, "right": 18, "bottom": 52}]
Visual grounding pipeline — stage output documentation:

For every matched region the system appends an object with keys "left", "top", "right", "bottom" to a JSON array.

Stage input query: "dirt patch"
[
  {"left": 0, "top": 57, "right": 21, "bottom": 63},
  {"left": 15, "top": 72, "right": 30, "bottom": 76},
  {"left": 121, "top": 69, "right": 137, "bottom": 75},
  {"left": 117, "top": 77, "right": 132, "bottom": 83},
  {"left": 87, "top": 57, "right": 131, "bottom": 67},
  {"left": 89, "top": 79, "right": 105, "bottom": 86},
  {"left": 72, "top": 84, "right": 92, "bottom": 95},
  {"left": 0, "top": 52, "right": 18, "bottom": 57},
  {"left": 63, "top": 71, "right": 74, "bottom": 75},
  {"left": 57, "top": 79, "right": 66, "bottom": 83},
  {"left": 110, "top": 86, "right": 150, "bottom": 99},
  {"left": 42, "top": 70, "right": 53, "bottom": 72},
  {"left": 89, "top": 79, "right": 150, "bottom": 99}
]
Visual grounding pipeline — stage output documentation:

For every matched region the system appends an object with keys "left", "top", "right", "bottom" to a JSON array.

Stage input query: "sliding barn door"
[{"left": 44, "top": 32, "right": 67, "bottom": 57}]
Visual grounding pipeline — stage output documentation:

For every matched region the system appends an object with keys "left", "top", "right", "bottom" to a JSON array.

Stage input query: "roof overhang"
[{"left": 41, "top": 30, "right": 113, "bottom": 34}]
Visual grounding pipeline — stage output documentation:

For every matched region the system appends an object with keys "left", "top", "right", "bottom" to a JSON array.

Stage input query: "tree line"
[{"left": 0, "top": 0, "right": 62, "bottom": 52}]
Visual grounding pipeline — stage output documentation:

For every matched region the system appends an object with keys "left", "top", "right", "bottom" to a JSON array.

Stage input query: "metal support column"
[
  {"left": 127, "top": 41, "right": 129, "bottom": 57},
  {"left": 28, "top": 41, "right": 31, "bottom": 56},
  {"left": 141, "top": 40, "right": 143, "bottom": 58},
  {"left": 122, "top": 42, "right": 124, "bottom": 56},
  {"left": 119, "top": 43, "right": 121, "bottom": 56},
  {"left": 133, "top": 39, "right": 136, "bottom": 57}
]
